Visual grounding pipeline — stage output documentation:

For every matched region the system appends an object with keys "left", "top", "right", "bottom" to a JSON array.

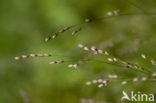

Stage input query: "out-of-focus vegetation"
[{"left": 0, "top": 0, "right": 156, "bottom": 103}]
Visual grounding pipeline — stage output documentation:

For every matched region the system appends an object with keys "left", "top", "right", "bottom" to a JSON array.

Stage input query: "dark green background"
[{"left": 0, "top": 0, "right": 156, "bottom": 103}]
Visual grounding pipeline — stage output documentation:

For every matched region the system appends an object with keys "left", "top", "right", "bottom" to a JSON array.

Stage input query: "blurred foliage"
[{"left": 0, "top": 0, "right": 156, "bottom": 103}]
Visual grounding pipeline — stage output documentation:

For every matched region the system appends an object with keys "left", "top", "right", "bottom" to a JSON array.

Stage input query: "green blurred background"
[{"left": 0, "top": 0, "right": 156, "bottom": 103}]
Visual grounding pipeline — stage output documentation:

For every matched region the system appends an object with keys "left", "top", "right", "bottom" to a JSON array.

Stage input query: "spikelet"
[
  {"left": 59, "top": 27, "right": 70, "bottom": 33},
  {"left": 49, "top": 61, "right": 64, "bottom": 64},
  {"left": 78, "top": 44, "right": 84, "bottom": 48},
  {"left": 45, "top": 33, "right": 58, "bottom": 42},
  {"left": 52, "top": 34, "right": 58, "bottom": 38},
  {"left": 152, "top": 73, "right": 156, "bottom": 77},
  {"left": 80, "top": 98, "right": 94, "bottom": 103},
  {"left": 91, "top": 46, "right": 98, "bottom": 51},
  {"left": 133, "top": 77, "right": 139, "bottom": 82},
  {"left": 107, "top": 58, "right": 113, "bottom": 62},
  {"left": 72, "top": 28, "right": 81, "bottom": 35},
  {"left": 104, "top": 51, "right": 109, "bottom": 55},
  {"left": 86, "top": 81, "right": 92, "bottom": 85},
  {"left": 121, "top": 81, "right": 127, "bottom": 85},
  {"left": 97, "top": 49, "right": 103, "bottom": 54},
  {"left": 141, "top": 76, "right": 148, "bottom": 81},
  {"left": 68, "top": 64, "right": 79, "bottom": 68},
  {"left": 107, "top": 11, "right": 113, "bottom": 16},
  {"left": 151, "top": 60, "right": 156, "bottom": 66},
  {"left": 84, "top": 18, "right": 92, "bottom": 23},
  {"left": 107, "top": 9, "right": 120, "bottom": 16},
  {"left": 14, "top": 57, "right": 22, "bottom": 60},
  {"left": 83, "top": 46, "right": 90, "bottom": 51},
  {"left": 141, "top": 54, "right": 146, "bottom": 59},
  {"left": 45, "top": 36, "right": 52, "bottom": 42},
  {"left": 113, "top": 9, "right": 120, "bottom": 15},
  {"left": 113, "top": 58, "right": 118, "bottom": 62},
  {"left": 92, "top": 80, "right": 98, "bottom": 84},
  {"left": 30, "top": 54, "right": 37, "bottom": 57},
  {"left": 98, "top": 84, "right": 103, "bottom": 88}
]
